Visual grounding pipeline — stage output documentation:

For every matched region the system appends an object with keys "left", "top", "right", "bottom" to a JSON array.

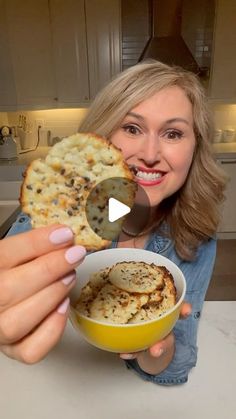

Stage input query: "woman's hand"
[
  {"left": 120, "top": 302, "right": 191, "bottom": 375},
  {"left": 0, "top": 225, "right": 86, "bottom": 364}
]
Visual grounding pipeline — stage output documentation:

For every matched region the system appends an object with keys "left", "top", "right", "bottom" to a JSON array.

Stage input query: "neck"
[{"left": 122, "top": 205, "right": 158, "bottom": 237}]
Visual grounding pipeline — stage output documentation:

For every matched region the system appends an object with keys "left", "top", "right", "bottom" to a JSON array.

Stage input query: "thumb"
[
  {"left": 179, "top": 302, "right": 192, "bottom": 319},
  {"left": 148, "top": 332, "right": 175, "bottom": 358}
]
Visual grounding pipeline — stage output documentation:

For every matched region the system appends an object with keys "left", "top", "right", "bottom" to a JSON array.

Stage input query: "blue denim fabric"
[
  {"left": 6, "top": 213, "right": 216, "bottom": 386},
  {"left": 125, "top": 236, "right": 216, "bottom": 386},
  {"left": 6, "top": 213, "right": 32, "bottom": 236}
]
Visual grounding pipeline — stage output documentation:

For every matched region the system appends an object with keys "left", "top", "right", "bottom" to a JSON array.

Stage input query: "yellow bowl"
[{"left": 69, "top": 248, "right": 186, "bottom": 353}]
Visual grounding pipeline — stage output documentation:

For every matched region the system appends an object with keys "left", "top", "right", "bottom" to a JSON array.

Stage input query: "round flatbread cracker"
[
  {"left": 20, "top": 133, "right": 136, "bottom": 250},
  {"left": 90, "top": 283, "right": 148, "bottom": 324},
  {"left": 108, "top": 261, "right": 165, "bottom": 294},
  {"left": 128, "top": 267, "right": 177, "bottom": 323},
  {"left": 75, "top": 267, "right": 109, "bottom": 316}
]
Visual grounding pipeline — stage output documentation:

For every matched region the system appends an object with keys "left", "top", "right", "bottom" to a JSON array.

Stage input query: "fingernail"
[
  {"left": 120, "top": 354, "right": 136, "bottom": 360},
  {"left": 49, "top": 227, "right": 73, "bottom": 244},
  {"left": 65, "top": 245, "right": 86, "bottom": 264},
  {"left": 157, "top": 348, "right": 164, "bottom": 357},
  {"left": 61, "top": 272, "right": 76, "bottom": 286},
  {"left": 57, "top": 297, "right": 70, "bottom": 314}
]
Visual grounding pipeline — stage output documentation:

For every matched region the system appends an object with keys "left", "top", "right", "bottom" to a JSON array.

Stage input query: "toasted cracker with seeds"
[
  {"left": 148, "top": 289, "right": 163, "bottom": 305},
  {"left": 75, "top": 267, "right": 109, "bottom": 316},
  {"left": 76, "top": 261, "right": 177, "bottom": 324},
  {"left": 127, "top": 308, "right": 150, "bottom": 324},
  {"left": 20, "top": 133, "right": 136, "bottom": 250},
  {"left": 108, "top": 261, "right": 165, "bottom": 294},
  {"left": 128, "top": 266, "right": 177, "bottom": 323},
  {"left": 89, "top": 283, "right": 149, "bottom": 324}
]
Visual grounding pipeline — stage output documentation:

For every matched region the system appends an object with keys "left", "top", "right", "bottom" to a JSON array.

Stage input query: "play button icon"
[
  {"left": 85, "top": 177, "right": 151, "bottom": 242},
  {"left": 108, "top": 198, "right": 131, "bottom": 222}
]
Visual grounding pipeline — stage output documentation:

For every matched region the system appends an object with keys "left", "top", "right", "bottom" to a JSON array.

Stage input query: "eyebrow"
[{"left": 126, "top": 112, "right": 190, "bottom": 126}]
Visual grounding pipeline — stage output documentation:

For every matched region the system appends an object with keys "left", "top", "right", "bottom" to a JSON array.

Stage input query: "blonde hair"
[{"left": 79, "top": 61, "right": 227, "bottom": 260}]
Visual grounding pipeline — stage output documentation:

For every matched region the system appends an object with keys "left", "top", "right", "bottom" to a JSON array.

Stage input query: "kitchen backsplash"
[
  {"left": 212, "top": 103, "right": 236, "bottom": 130},
  {"left": 1, "top": 103, "right": 236, "bottom": 148},
  {"left": 0, "top": 108, "right": 88, "bottom": 147},
  {"left": 0, "top": 113, "right": 9, "bottom": 126}
]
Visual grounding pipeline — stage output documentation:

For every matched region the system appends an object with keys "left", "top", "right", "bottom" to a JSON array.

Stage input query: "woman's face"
[{"left": 110, "top": 86, "right": 196, "bottom": 208}]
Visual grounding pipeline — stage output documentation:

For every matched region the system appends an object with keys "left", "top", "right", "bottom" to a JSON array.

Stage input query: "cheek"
[
  {"left": 110, "top": 134, "right": 123, "bottom": 152},
  {"left": 168, "top": 146, "right": 195, "bottom": 176},
  {"left": 110, "top": 134, "right": 134, "bottom": 159},
  {"left": 109, "top": 134, "right": 120, "bottom": 148}
]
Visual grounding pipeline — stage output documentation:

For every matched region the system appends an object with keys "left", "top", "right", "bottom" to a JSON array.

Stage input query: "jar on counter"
[
  {"left": 222, "top": 129, "right": 235, "bottom": 143},
  {"left": 213, "top": 129, "right": 223, "bottom": 143}
]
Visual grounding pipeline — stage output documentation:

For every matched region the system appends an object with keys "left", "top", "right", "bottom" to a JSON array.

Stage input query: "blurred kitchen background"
[{"left": 0, "top": 0, "right": 235, "bottom": 298}]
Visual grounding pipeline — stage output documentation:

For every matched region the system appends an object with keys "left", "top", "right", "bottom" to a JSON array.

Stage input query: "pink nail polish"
[
  {"left": 49, "top": 227, "right": 73, "bottom": 244},
  {"left": 57, "top": 297, "right": 70, "bottom": 314},
  {"left": 61, "top": 272, "right": 76, "bottom": 286},
  {"left": 120, "top": 354, "right": 136, "bottom": 360},
  {"left": 65, "top": 245, "right": 86, "bottom": 264},
  {"left": 157, "top": 348, "right": 164, "bottom": 357}
]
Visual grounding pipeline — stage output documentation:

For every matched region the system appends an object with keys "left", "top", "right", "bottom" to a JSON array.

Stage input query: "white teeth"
[{"left": 136, "top": 170, "right": 162, "bottom": 180}]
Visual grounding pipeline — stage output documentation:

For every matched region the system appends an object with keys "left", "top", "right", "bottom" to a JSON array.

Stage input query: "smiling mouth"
[{"left": 129, "top": 165, "right": 166, "bottom": 181}]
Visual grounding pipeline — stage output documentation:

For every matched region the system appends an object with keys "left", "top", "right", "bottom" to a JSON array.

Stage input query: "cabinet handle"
[{"left": 220, "top": 160, "right": 236, "bottom": 164}]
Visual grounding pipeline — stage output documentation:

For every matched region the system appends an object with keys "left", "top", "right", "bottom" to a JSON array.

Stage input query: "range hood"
[
  {"left": 139, "top": 0, "right": 200, "bottom": 74},
  {"left": 140, "top": 36, "right": 200, "bottom": 73}
]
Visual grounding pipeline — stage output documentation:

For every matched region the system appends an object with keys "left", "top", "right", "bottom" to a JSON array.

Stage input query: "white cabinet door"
[
  {"left": 85, "top": 0, "right": 121, "bottom": 99},
  {"left": 6, "top": 0, "right": 57, "bottom": 108},
  {"left": 0, "top": 1, "right": 17, "bottom": 109},
  {"left": 218, "top": 159, "right": 236, "bottom": 233},
  {"left": 50, "top": 0, "right": 90, "bottom": 106},
  {"left": 210, "top": 0, "right": 236, "bottom": 100}
]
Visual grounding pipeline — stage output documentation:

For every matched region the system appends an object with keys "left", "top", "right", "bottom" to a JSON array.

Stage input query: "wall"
[
  {"left": 181, "top": 0, "right": 214, "bottom": 68},
  {"left": 0, "top": 112, "right": 9, "bottom": 126},
  {"left": 121, "top": 0, "right": 150, "bottom": 70},
  {"left": 211, "top": 104, "right": 236, "bottom": 132}
]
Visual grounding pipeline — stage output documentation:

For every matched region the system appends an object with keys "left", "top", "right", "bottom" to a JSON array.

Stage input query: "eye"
[
  {"left": 164, "top": 130, "right": 183, "bottom": 140},
  {"left": 122, "top": 124, "right": 142, "bottom": 136}
]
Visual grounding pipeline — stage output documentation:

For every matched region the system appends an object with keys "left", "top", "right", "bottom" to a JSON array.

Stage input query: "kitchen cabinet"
[
  {"left": 217, "top": 158, "right": 236, "bottom": 236},
  {"left": 209, "top": 0, "right": 236, "bottom": 100},
  {"left": 0, "top": 1, "right": 17, "bottom": 110},
  {"left": 85, "top": 0, "right": 121, "bottom": 99},
  {"left": 0, "top": 0, "right": 121, "bottom": 110},
  {"left": 50, "top": 0, "right": 90, "bottom": 105},
  {"left": 5, "top": 0, "right": 57, "bottom": 109}
]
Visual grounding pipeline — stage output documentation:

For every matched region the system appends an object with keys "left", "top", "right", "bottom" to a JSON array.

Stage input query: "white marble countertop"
[
  {"left": 0, "top": 301, "right": 235, "bottom": 419},
  {"left": 0, "top": 147, "right": 50, "bottom": 168},
  {"left": 213, "top": 142, "right": 236, "bottom": 159}
]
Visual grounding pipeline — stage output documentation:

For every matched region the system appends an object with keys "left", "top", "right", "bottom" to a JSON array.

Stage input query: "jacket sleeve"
[
  {"left": 125, "top": 238, "right": 217, "bottom": 385},
  {"left": 6, "top": 213, "right": 32, "bottom": 237}
]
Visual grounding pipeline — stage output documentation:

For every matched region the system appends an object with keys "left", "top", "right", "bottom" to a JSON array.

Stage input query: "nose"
[{"left": 138, "top": 133, "right": 161, "bottom": 166}]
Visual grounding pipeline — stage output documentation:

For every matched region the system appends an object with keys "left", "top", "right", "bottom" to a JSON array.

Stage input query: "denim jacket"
[{"left": 7, "top": 213, "right": 216, "bottom": 386}]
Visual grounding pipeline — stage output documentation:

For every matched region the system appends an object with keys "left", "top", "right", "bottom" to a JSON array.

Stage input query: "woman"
[{"left": 0, "top": 61, "right": 226, "bottom": 385}]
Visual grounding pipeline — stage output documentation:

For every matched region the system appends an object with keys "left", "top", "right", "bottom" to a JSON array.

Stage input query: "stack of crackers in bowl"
[{"left": 76, "top": 261, "right": 177, "bottom": 324}]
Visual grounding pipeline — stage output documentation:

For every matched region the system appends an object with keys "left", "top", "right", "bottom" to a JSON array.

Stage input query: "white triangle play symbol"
[{"left": 108, "top": 197, "right": 131, "bottom": 223}]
